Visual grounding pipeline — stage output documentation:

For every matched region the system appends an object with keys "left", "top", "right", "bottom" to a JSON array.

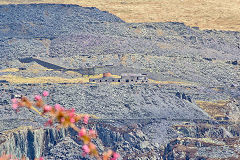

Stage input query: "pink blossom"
[
  {"left": 89, "top": 129, "right": 96, "bottom": 136},
  {"left": 68, "top": 108, "right": 75, "bottom": 117},
  {"left": 34, "top": 95, "right": 42, "bottom": 101},
  {"left": 83, "top": 115, "right": 89, "bottom": 124},
  {"left": 82, "top": 152, "right": 86, "bottom": 157},
  {"left": 11, "top": 98, "right": 18, "bottom": 104},
  {"left": 43, "top": 105, "right": 52, "bottom": 112},
  {"left": 12, "top": 103, "right": 18, "bottom": 110},
  {"left": 61, "top": 117, "right": 65, "bottom": 123},
  {"left": 44, "top": 119, "right": 53, "bottom": 126},
  {"left": 39, "top": 157, "right": 44, "bottom": 160},
  {"left": 70, "top": 117, "right": 75, "bottom": 123},
  {"left": 11, "top": 98, "right": 19, "bottom": 110},
  {"left": 54, "top": 104, "right": 64, "bottom": 111},
  {"left": 68, "top": 112, "right": 74, "bottom": 117},
  {"left": 89, "top": 142, "right": 96, "bottom": 150},
  {"left": 42, "top": 91, "right": 49, "bottom": 97},
  {"left": 112, "top": 152, "right": 120, "bottom": 160},
  {"left": 78, "top": 127, "right": 86, "bottom": 137},
  {"left": 82, "top": 144, "right": 90, "bottom": 153}
]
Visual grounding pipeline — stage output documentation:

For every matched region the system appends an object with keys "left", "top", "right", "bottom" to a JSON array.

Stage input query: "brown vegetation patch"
[
  {"left": 1, "top": 0, "right": 240, "bottom": 31},
  {"left": 196, "top": 100, "right": 231, "bottom": 118},
  {"left": 177, "top": 137, "right": 225, "bottom": 147},
  {"left": 157, "top": 42, "right": 173, "bottom": 49}
]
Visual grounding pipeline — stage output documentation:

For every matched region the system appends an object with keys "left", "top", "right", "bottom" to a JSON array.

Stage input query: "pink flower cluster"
[{"left": 6, "top": 91, "right": 120, "bottom": 160}]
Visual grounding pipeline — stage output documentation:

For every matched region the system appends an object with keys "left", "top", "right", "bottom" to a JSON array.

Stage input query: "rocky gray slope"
[
  {"left": 0, "top": 3, "right": 240, "bottom": 160},
  {"left": 0, "top": 83, "right": 210, "bottom": 121},
  {"left": 0, "top": 4, "right": 240, "bottom": 61}
]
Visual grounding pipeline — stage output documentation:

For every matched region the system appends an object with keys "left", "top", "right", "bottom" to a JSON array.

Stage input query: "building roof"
[
  {"left": 121, "top": 73, "right": 146, "bottom": 77},
  {"left": 103, "top": 72, "right": 112, "bottom": 77}
]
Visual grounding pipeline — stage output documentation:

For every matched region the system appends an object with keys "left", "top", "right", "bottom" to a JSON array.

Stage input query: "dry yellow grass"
[
  {"left": 1, "top": 0, "right": 240, "bottom": 31},
  {"left": 0, "top": 74, "right": 121, "bottom": 84},
  {"left": 109, "top": 75, "right": 121, "bottom": 78},
  {"left": 0, "top": 68, "right": 19, "bottom": 72},
  {"left": 28, "top": 63, "right": 50, "bottom": 70},
  {"left": 195, "top": 100, "right": 230, "bottom": 117},
  {"left": 0, "top": 75, "right": 85, "bottom": 84},
  {"left": 120, "top": 55, "right": 127, "bottom": 66},
  {"left": 176, "top": 137, "right": 225, "bottom": 146},
  {"left": 20, "top": 64, "right": 54, "bottom": 74},
  {"left": 88, "top": 74, "right": 103, "bottom": 79},
  {"left": 2, "top": 126, "right": 34, "bottom": 135},
  {"left": 0, "top": 73, "right": 191, "bottom": 85},
  {"left": 148, "top": 79, "right": 195, "bottom": 86},
  {"left": 65, "top": 71, "right": 79, "bottom": 75}
]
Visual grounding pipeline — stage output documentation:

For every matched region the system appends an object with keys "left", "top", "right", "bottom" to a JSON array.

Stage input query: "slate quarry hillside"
[
  {"left": 0, "top": 4, "right": 240, "bottom": 160},
  {"left": 0, "top": 4, "right": 240, "bottom": 60}
]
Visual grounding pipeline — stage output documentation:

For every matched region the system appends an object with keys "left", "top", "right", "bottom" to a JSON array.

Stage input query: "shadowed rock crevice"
[{"left": 27, "top": 130, "right": 35, "bottom": 160}]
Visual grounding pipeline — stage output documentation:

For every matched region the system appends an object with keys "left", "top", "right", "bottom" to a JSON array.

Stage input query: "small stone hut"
[
  {"left": 89, "top": 72, "right": 148, "bottom": 83},
  {"left": 120, "top": 73, "right": 148, "bottom": 83}
]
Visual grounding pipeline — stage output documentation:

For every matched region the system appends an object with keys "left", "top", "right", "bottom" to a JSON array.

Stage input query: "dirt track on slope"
[{"left": 1, "top": 0, "right": 240, "bottom": 31}]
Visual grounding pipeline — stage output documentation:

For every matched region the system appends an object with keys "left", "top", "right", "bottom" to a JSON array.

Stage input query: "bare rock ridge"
[
  {"left": 0, "top": 4, "right": 239, "bottom": 61},
  {"left": 1, "top": 119, "right": 240, "bottom": 159},
  {"left": 1, "top": 0, "right": 240, "bottom": 31}
]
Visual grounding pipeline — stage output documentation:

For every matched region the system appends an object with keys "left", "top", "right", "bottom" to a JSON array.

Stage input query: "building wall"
[
  {"left": 89, "top": 75, "right": 148, "bottom": 83},
  {"left": 90, "top": 77, "right": 121, "bottom": 82}
]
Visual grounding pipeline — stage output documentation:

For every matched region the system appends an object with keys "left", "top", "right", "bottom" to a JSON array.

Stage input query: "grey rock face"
[
  {"left": 0, "top": 120, "right": 160, "bottom": 159},
  {"left": 0, "top": 126, "right": 67, "bottom": 159},
  {"left": 1, "top": 83, "right": 210, "bottom": 120},
  {"left": 0, "top": 4, "right": 239, "bottom": 62}
]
